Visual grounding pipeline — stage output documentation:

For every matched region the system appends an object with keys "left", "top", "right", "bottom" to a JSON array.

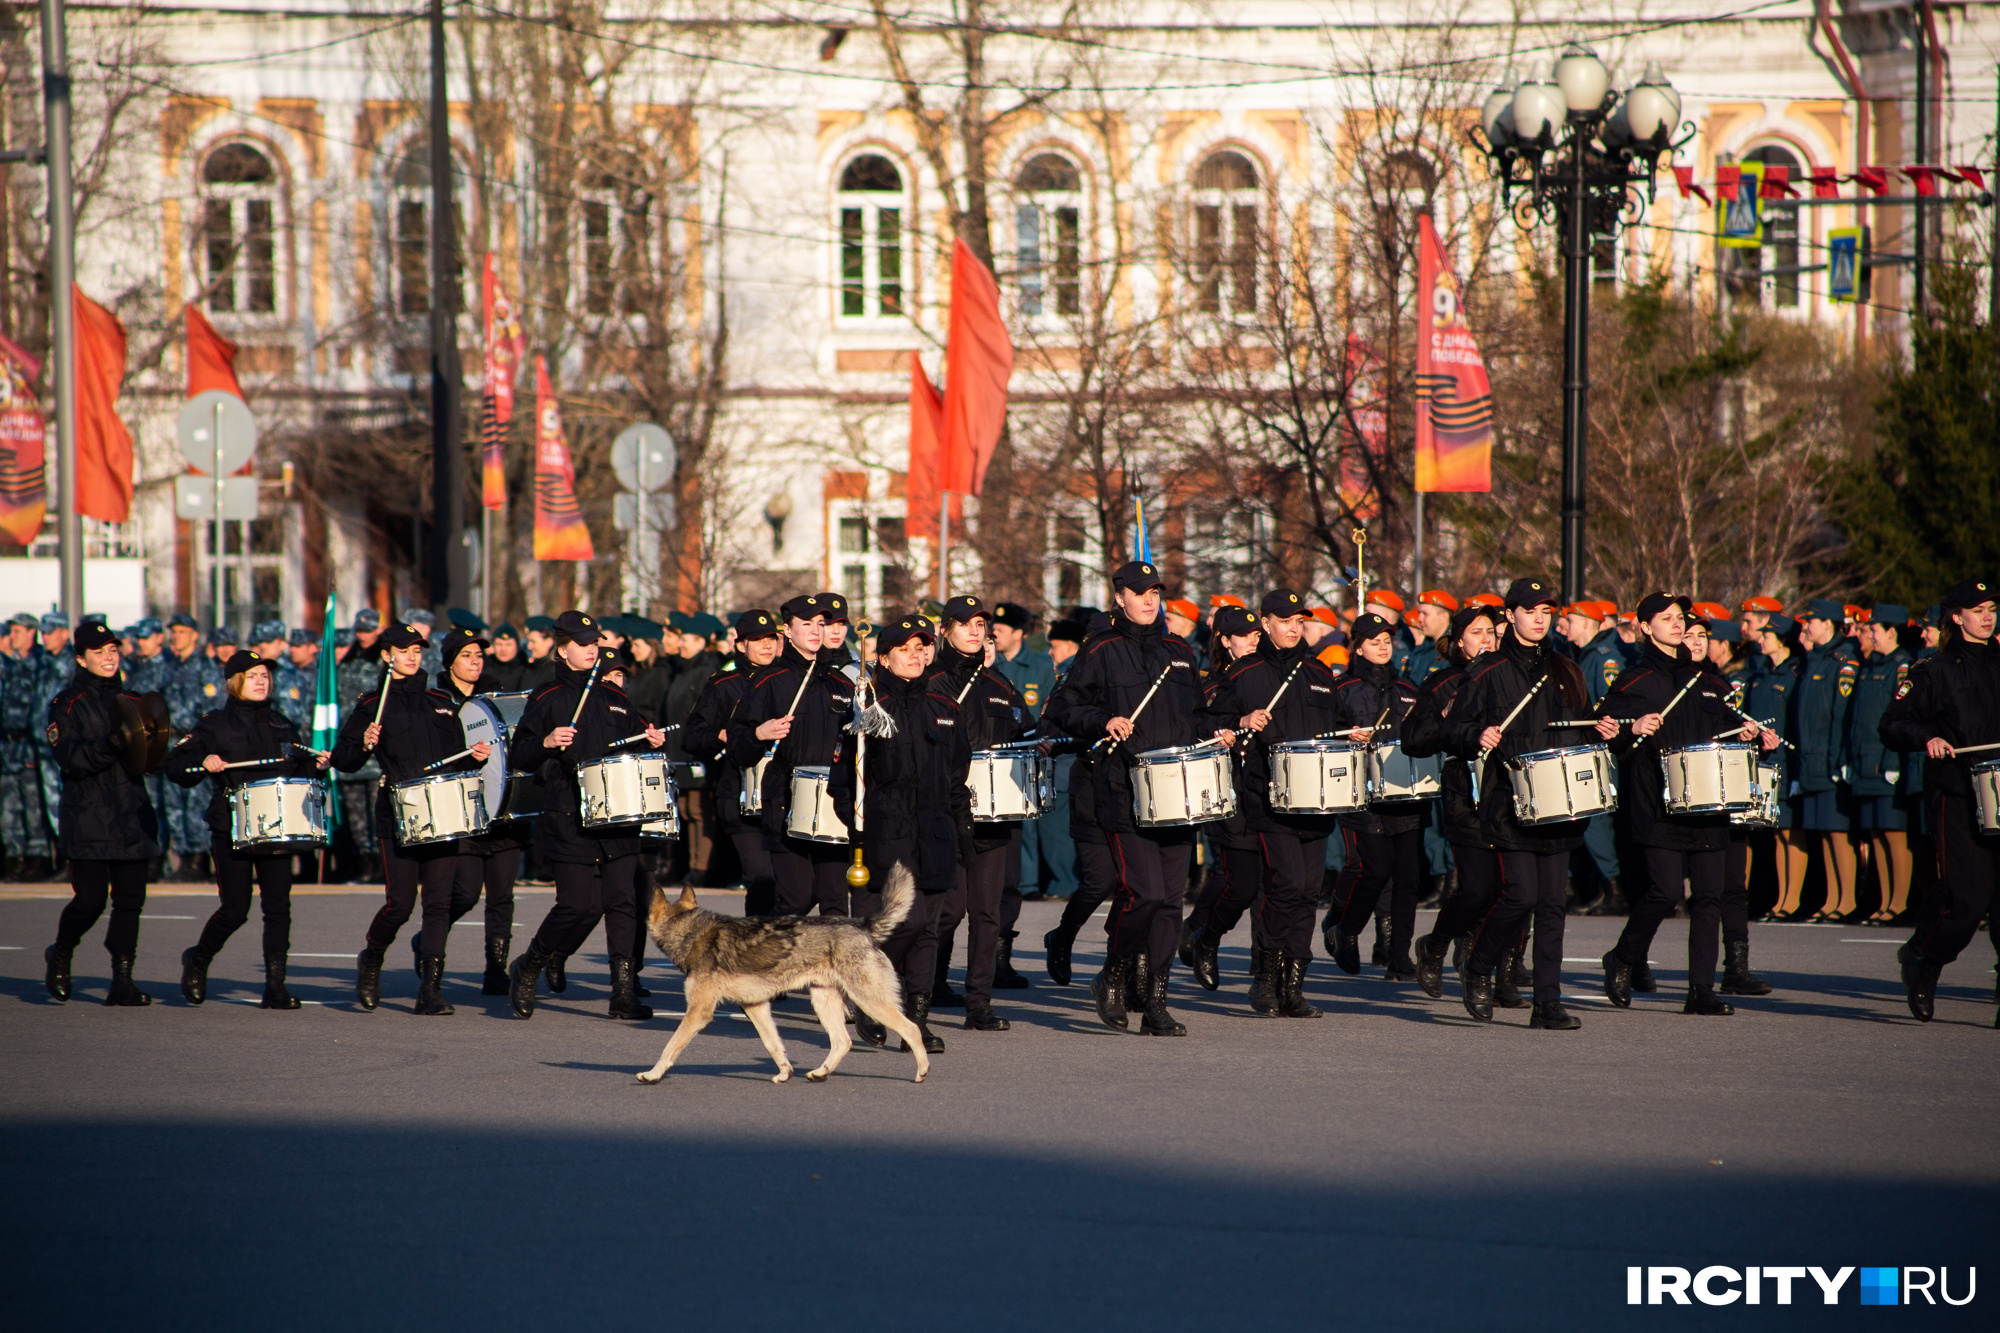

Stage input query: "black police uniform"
[
  {"left": 1323, "top": 649, "right": 1424, "bottom": 977},
  {"left": 434, "top": 661, "right": 530, "bottom": 995},
  {"left": 505, "top": 647, "right": 663, "bottom": 1021},
  {"left": 1181, "top": 648, "right": 1267, "bottom": 994},
  {"left": 1405, "top": 648, "right": 1509, "bottom": 995},
  {"left": 1878, "top": 588, "right": 2000, "bottom": 1021},
  {"left": 43, "top": 659, "right": 164, "bottom": 1005},
  {"left": 684, "top": 646, "right": 776, "bottom": 913},
  {"left": 926, "top": 635, "right": 1029, "bottom": 1022},
  {"left": 1038, "top": 693, "right": 1115, "bottom": 987},
  {"left": 1042, "top": 584, "right": 1206, "bottom": 1034},
  {"left": 165, "top": 673, "right": 320, "bottom": 1008},
  {"left": 1599, "top": 635, "right": 1756, "bottom": 1012},
  {"left": 725, "top": 637, "right": 855, "bottom": 917},
  {"left": 1442, "top": 589, "right": 1595, "bottom": 1026},
  {"left": 1202, "top": 628, "right": 1343, "bottom": 1015}
]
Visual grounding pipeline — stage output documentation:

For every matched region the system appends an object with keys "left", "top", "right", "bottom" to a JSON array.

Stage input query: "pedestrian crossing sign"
[{"left": 1828, "top": 226, "right": 1867, "bottom": 304}]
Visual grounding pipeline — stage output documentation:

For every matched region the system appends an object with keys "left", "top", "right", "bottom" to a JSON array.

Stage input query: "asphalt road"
[{"left": 1, "top": 882, "right": 1993, "bottom": 1332}]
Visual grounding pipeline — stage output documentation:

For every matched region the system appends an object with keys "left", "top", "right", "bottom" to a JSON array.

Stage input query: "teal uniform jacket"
[
  {"left": 1404, "top": 640, "right": 1446, "bottom": 685},
  {"left": 1845, "top": 647, "right": 1916, "bottom": 798},
  {"left": 994, "top": 645, "right": 1057, "bottom": 724},
  {"left": 1577, "top": 629, "right": 1627, "bottom": 706},
  {"left": 1790, "top": 641, "right": 1858, "bottom": 794}
]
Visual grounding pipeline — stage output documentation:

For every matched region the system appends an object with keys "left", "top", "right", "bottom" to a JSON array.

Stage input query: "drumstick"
[
  {"left": 569, "top": 660, "right": 602, "bottom": 727},
  {"left": 1471, "top": 674, "right": 1547, "bottom": 804},
  {"left": 1720, "top": 702, "right": 1797, "bottom": 750},
  {"left": 608, "top": 726, "right": 678, "bottom": 749},
  {"left": 1238, "top": 660, "right": 1305, "bottom": 753},
  {"left": 1547, "top": 718, "right": 1621, "bottom": 728},
  {"left": 1654, "top": 671, "right": 1702, "bottom": 726},
  {"left": 364, "top": 663, "right": 392, "bottom": 748},
  {"left": 1946, "top": 740, "right": 2000, "bottom": 757},
  {"left": 422, "top": 746, "right": 478, "bottom": 773},
  {"left": 1089, "top": 664, "right": 1174, "bottom": 753},
  {"left": 219, "top": 756, "right": 289, "bottom": 770}
]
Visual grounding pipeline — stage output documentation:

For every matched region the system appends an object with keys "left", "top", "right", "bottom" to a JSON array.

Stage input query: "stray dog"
[{"left": 638, "top": 865, "right": 929, "bottom": 1085}]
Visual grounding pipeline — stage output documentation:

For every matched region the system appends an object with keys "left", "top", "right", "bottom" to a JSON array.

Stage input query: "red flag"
[
  {"left": 531, "top": 356, "right": 593, "bottom": 561},
  {"left": 185, "top": 305, "right": 244, "bottom": 400},
  {"left": 1954, "top": 164, "right": 1986, "bottom": 189},
  {"left": 481, "top": 254, "right": 526, "bottom": 510},
  {"left": 1854, "top": 166, "right": 1889, "bottom": 195},
  {"left": 940, "top": 239, "right": 1013, "bottom": 497},
  {"left": 1671, "top": 165, "right": 1712, "bottom": 206},
  {"left": 1715, "top": 164, "right": 1741, "bottom": 202},
  {"left": 1759, "top": 164, "right": 1797, "bottom": 199},
  {"left": 1904, "top": 165, "right": 1939, "bottom": 196},
  {"left": 0, "top": 333, "right": 46, "bottom": 545},
  {"left": 74, "top": 286, "right": 134, "bottom": 524},
  {"left": 1414, "top": 215, "right": 1492, "bottom": 494},
  {"left": 1338, "top": 335, "right": 1387, "bottom": 521},
  {"left": 905, "top": 355, "right": 949, "bottom": 544},
  {"left": 1807, "top": 170, "right": 1842, "bottom": 199}
]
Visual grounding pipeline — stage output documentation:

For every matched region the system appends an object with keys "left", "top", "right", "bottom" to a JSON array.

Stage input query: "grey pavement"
[{"left": 1, "top": 883, "right": 1994, "bottom": 1331}]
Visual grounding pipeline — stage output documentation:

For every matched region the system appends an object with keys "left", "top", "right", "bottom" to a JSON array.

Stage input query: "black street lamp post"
[{"left": 1472, "top": 47, "right": 1691, "bottom": 602}]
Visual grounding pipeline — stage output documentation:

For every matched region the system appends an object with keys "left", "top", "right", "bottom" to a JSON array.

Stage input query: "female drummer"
[
  {"left": 433, "top": 626, "right": 527, "bottom": 996},
  {"left": 42, "top": 622, "right": 165, "bottom": 1006},
  {"left": 1747, "top": 615, "right": 1807, "bottom": 918},
  {"left": 166, "top": 650, "right": 330, "bottom": 1010},
  {"left": 1685, "top": 614, "right": 1772, "bottom": 998},
  {"left": 332, "top": 621, "right": 490, "bottom": 1016},
  {"left": 1598, "top": 595, "right": 1779, "bottom": 1017},
  {"left": 1319, "top": 611, "right": 1424, "bottom": 984},
  {"left": 683, "top": 609, "right": 784, "bottom": 917},
  {"left": 1179, "top": 604, "right": 1267, "bottom": 1001}
]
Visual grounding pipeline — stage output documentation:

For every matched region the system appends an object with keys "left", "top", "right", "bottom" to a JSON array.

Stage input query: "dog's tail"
[
  {"left": 864, "top": 862, "right": 916, "bottom": 943},
  {"left": 648, "top": 882, "right": 699, "bottom": 948}
]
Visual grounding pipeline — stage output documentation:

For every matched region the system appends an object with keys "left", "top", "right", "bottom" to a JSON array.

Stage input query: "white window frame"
[
  {"left": 1190, "top": 151, "right": 1262, "bottom": 318},
  {"left": 198, "top": 142, "right": 283, "bottom": 320},
  {"left": 828, "top": 498, "right": 914, "bottom": 622},
  {"left": 836, "top": 156, "right": 909, "bottom": 322},
  {"left": 1011, "top": 154, "right": 1084, "bottom": 321},
  {"left": 1043, "top": 507, "right": 1105, "bottom": 613}
]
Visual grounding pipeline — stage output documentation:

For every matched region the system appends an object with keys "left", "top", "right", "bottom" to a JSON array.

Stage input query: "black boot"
[
  {"left": 1584, "top": 876, "right": 1626, "bottom": 915},
  {"left": 1510, "top": 944, "right": 1533, "bottom": 987},
  {"left": 1451, "top": 934, "right": 1469, "bottom": 975},
  {"left": 964, "top": 1001, "right": 1010, "bottom": 1030},
  {"left": 903, "top": 991, "right": 945, "bottom": 1053},
  {"left": 104, "top": 952, "right": 152, "bottom": 1007},
  {"left": 1631, "top": 961, "right": 1659, "bottom": 993},
  {"left": 1277, "top": 955, "right": 1321, "bottom": 1019},
  {"left": 481, "top": 936, "right": 511, "bottom": 996},
  {"left": 1328, "top": 921, "right": 1361, "bottom": 976},
  {"left": 1417, "top": 873, "right": 1446, "bottom": 909},
  {"left": 180, "top": 947, "right": 211, "bottom": 1005},
  {"left": 1092, "top": 953, "right": 1131, "bottom": 1031},
  {"left": 930, "top": 948, "right": 965, "bottom": 1009},
  {"left": 993, "top": 932, "right": 1030, "bottom": 989},
  {"left": 545, "top": 951, "right": 568, "bottom": 993},
  {"left": 1460, "top": 968, "right": 1493, "bottom": 1022},
  {"left": 855, "top": 1010, "right": 889, "bottom": 1047},
  {"left": 414, "top": 956, "right": 455, "bottom": 1016},
  {"left": 1601, "top": 951, "right": 1633, "bottom": 1008},
  {"left": 608, "top": 958, "right": 652, "bottom": 1020},
  {"left": 1139, "top": 963, "right": 1186, "bottom": 1036},
  {"left": 1246, "top": 943, "right": 1278, "bottom": 1015},
  {"left": 1191, "top": 927, "right": 1223, "bottom": 991},
  {"left": 44, "top": 942, "right": 71, "bottom": 1001},
  {"left": 1413, "top": 933, "right": 1446, "bottom": 999},
  {"left": 1493, "top": 943, "right": 1528, "bottom": 1009},
  {"left": 1529, "top": 999, "right": 1581, "bottom": 1029},
  {"left": 509, "top": 942, "right": 552, "bottom": 1019},
  {"left": 1683, "top": 985, "right": 1734, "bottom": 1016},
  {"left": 1043, "top": 928, "right": 1073, "bottom": 986},
  {"left": 1900, "top": 943, "right": 1941, "bottom": 1023},
  {"left": 1383, "top": 950, "right": 1416, "bottom": 983},
  {"left": 355, "top": 945, "right": 385, "bottom": 1011},
  {"left": 1177, "top": 919, "right": 1200, "bottom": 968},
  {"left": 1720, "top": 940, "right": 1772, "bottom": 996},
  {"left": 1369, "top": 907, "right": 1389, "bottom": 967},
  {"left": 261, "top": 954, "right": 303, "bottom": 1010}
]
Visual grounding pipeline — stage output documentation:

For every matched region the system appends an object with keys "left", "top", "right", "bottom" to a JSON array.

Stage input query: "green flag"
[{"left": 311, "top": 591, "right": 341, "bottom": 825}]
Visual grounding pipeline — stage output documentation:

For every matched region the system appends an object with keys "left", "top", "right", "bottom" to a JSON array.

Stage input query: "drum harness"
[
  {"left": 1237, "top": 659, "right": 1303, "bottom": 755},
  {"left": 1470, "top": 673, "right": 1547, "bottom": 805},
  {"left": 743, "top": 662, "right": 818, "bottom": 813},
  {"left": 1088, "top": 663, "right": 1175, "bottom": 755}
]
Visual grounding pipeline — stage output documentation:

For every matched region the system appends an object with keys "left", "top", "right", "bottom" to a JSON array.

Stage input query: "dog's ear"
[{"left": 678, "top": 883, "right": 699, "bottom": 910}]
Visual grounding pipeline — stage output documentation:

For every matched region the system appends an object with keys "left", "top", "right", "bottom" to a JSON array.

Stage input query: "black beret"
[
  {"left": 1212, "top": 606, "right": 1257, "bottom": 637},
  {"left": 1504, "top": 577, "right": 1560, "bottom": 610},
  {"left": 876, "top": 615, "right": 935, "bottom": 651},
  {"left": 779, "top": 594, "right": 823, "bottom": 622},
  {"left": 440, "top": 627, "right": 488, "bottom": 665},
  {"left": 1635, "top": 592, "right": 1693, "bottom": 624},
  {"left": 554, "top": 609, "right": 600, "bottom": 645},
  {"left": 1349, "top": 612, "right": 1395, "bottom": 644},
  {"left": 72, "top": 622, "right": 121, "bottom": 654},
  {"left": 940, "top": 595, "right": 987, "bottom": 624},
  {"left": 222, "top": 650, "right": 271, "bottom": 678},
  {"left": 734, "top": 609, "right": 779, "bottom": 641},
  {"left": 1047, "top": 618, "right": 1086, "bottom": 645},
  {"left": 1112, "top": 561, "right": 1164, "bottom": 593},
  {"left": 1259, "top": 589, "right": 1307, "bottom": 616},
  {"left": 1942, "top": 578, "right": 1995, "bottom": 611}
]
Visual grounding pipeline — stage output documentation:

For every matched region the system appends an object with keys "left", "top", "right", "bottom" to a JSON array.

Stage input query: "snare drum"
[
  {"left": 229, "top": 777, "right": 330, "bottom": 849},
  {"left": 1366, "top": 742, "right": 1442, "bottom": 804},
  {"left": 390, "top": 772, "right": 490, "bottom": 846},
  {"left": 1732, "top": 762, "right": 1783, "bottom": 829},
  {"left": 1267, "top": 739, "right": 1365, "bottom": 813},
  {"left": 967, "top": 746, "right": 1054, "bottom": 821},
  {"left": 461, "top": 692, "right": 543, "bottom": 821},
  {"left": 1505, "top": 745, "right": 1617, "bottom": 825},
  {"left": 1661, "top": 742, "right": 1760, "bottom": 814},
  {"left": 638, "top": 807, "right": 683, "bottom": 841},
  {"left": 740, "top": 754, "right": 774, "bottom": 816},
  {"left": 576, "top": 753, "right": 676, "bottom": 827},
  {"left": 1131, "top": 744, "right": 1236, "bottom": 827},
  {"left": 1972, "top": 760, "right": 2000, "bottom": 833},
  {"left": 785, "top": 765, "right": 849, "bottom": 843}
]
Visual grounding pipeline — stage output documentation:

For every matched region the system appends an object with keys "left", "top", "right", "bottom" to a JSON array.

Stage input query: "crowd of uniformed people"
[{"left": 29, "top": 563, "right": 1998, "bottom": 1038}]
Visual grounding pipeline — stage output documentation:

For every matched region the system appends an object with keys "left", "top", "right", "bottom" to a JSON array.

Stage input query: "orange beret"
[
  {"left": 1208, "top": 594, "right": 1245, "bottom": 609},
  {"left": 1742, "top": 596, "right": 1782, "bottom": 614},
  {"left": 1692, "top": 601, "right": 1732, "bottom": 622},
  {"left": 1166, "top": 599, "right": 1199, "bottom": 622},
  {"left": 1309, "top": 607, "right": 1340, "bottom": 626},
  {"left": 1318, "top": 643, "right": 1349, "bottom": 667},
  {"left": 1470, "top": 592, "right": 1505, "bottom": 608},
  {"left": 1418, "top": 589, "right": 1459, "bottom": 611},
  {"left": 1366, "top": 590, "right": 1406, "bottom": 613}
]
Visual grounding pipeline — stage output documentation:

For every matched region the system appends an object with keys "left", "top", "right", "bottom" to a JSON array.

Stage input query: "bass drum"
[{"left": 459, "top": 692, "right": 544, "bottom": 823}]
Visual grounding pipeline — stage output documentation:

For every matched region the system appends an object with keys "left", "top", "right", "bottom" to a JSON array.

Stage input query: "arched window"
[
  {"left": 200, "top": 142, "right": 277, "bottom": 314},
  {"left": 1728, "top": 144, "right": 1803, "bottom": 308},
  {"left": 1191, "top": 150, "right": 1259, "bottom": 315},
  {"left": 1372, "top": 149, "right": 1438, "bottom": 279},
  {"left": 838, "top": 154, "right": 905, "bottom": 319},
  {"left": 392, "top": 149, "right": 431, "bottom": 316},
  {"left": 579, "top": 170, "right": 656, "bottom": 318},
  {"left": 1014, "top": 153, "right": 1081, "bottom": 317}
]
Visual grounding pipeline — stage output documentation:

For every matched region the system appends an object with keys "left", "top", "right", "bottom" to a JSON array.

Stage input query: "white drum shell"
[
  {"left": 1972, "top": 760, "right": 2000, "bottom": 834},
  {"left": 1367, "top": 743, "right": 1443, "bottom": 804},
  {"left": 229, "top": 777, "right": 330, "bottom": 849},
  {"left": 785, "top": 765, "right": 849, "bottom": 843},
  {"left": 1506, "top": 745, "right": 1618, "bottom": 825},
  {"left": 1660, "top": 742, "right": 1760, "bottom": 814},
  {"left": 577, "top": 753, "right": 677, "bottom": 828},
  {"left": 1732, "top": 762, "right": 1783, "bottom": 829},
  {"left": 391, "top": 772, "right": 490, "bottom": 845},
  {"left": 968, "top": 749, "right": 1053, "bottom": 821},
  {"left": 1267, "top": 740, "right": 1365, "bottom": 813},
  {"left": 1131, "top": 746, "right": 1237, "bottom": 827},
  {"left": 740, "top": 755, "right": 773, "bottom": 816},
  {"left": 460, "top": 693, "right": 543, "bottom": 821}
]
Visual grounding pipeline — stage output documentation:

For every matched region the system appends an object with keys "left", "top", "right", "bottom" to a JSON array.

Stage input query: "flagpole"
[
  {"left": 1412, "top": 492, "right": 1424, "bottom": 593},
  {"left": 40, "top": 0, "right": 80, "bottom": 619},
  {"left": 938, "top": 490, "right": 949, "bottom": 601}
]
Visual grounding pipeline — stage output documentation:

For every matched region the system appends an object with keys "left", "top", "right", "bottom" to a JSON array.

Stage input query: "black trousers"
[
  {"left": 529, "top": 856, "right": 640, "bottom": 962},
  {"left": 1331, "top": 825, "right": 1423, "bottom": 962},
  {"left": 1722, "top": 833, "right": 1750, "bottom": 947},
  {"left": 730, "top": 826, "right": 777, "bottom": 917},
  {"left": 767, "top": 832, "right": 848, "bottom": 916},
  {"left": 195, "top": 841, "right": 294, "bottom": 958},
  {"left": 1257, "top": 831, "right": 1323, "bottom": 960},
  {"left": 1615, "top": 845, "right": 1725, "bottom": 990},
  {"left": 856, "top": 836, "right": 945, "bottom": 997},
  {"left": 998, "top": 827, "right": 1024, "bottom": 935},
  {"left": 1187, "top": 843, "right": 1263, "bottom": 945},
  {"left": 56, "top": 858, "right": 149, "bottom": 956},
  {"left": 448, "top": 848, "right": 520, "bottom": 940},
  {"left": 933, "top": 842, "right": 1009, "bottom": 1006},
  {"left": 1430, "top": 845, "right": 1502, "bottom": 944},
  {"left": 1909, "top": 792, "right": 2000, "bottom": 966},
  {"left": 364, "top": 840, "right": 461, "bottom": 960},
  {"left": 1052, "top": 838, "right": 1117, "bottom": 941},
  {"left": 1103, "top": 830, "right": 1192, "bottom": 973},
  {"left": 1470, "top": 850, "right": 1568, "bottom": 1002}
]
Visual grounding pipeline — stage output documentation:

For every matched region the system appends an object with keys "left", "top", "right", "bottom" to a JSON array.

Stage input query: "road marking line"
[
  {"left": 1840, "top": 939, "right": 1903, "bottom": 944},
  {"left": 142, "top": 914, "right": 195, "bottom": 919}
]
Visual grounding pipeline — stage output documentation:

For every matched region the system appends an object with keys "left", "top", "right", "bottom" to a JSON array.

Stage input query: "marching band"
[{"left": 26, "top": 567, "right": 2000, "bottom": 1036}]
